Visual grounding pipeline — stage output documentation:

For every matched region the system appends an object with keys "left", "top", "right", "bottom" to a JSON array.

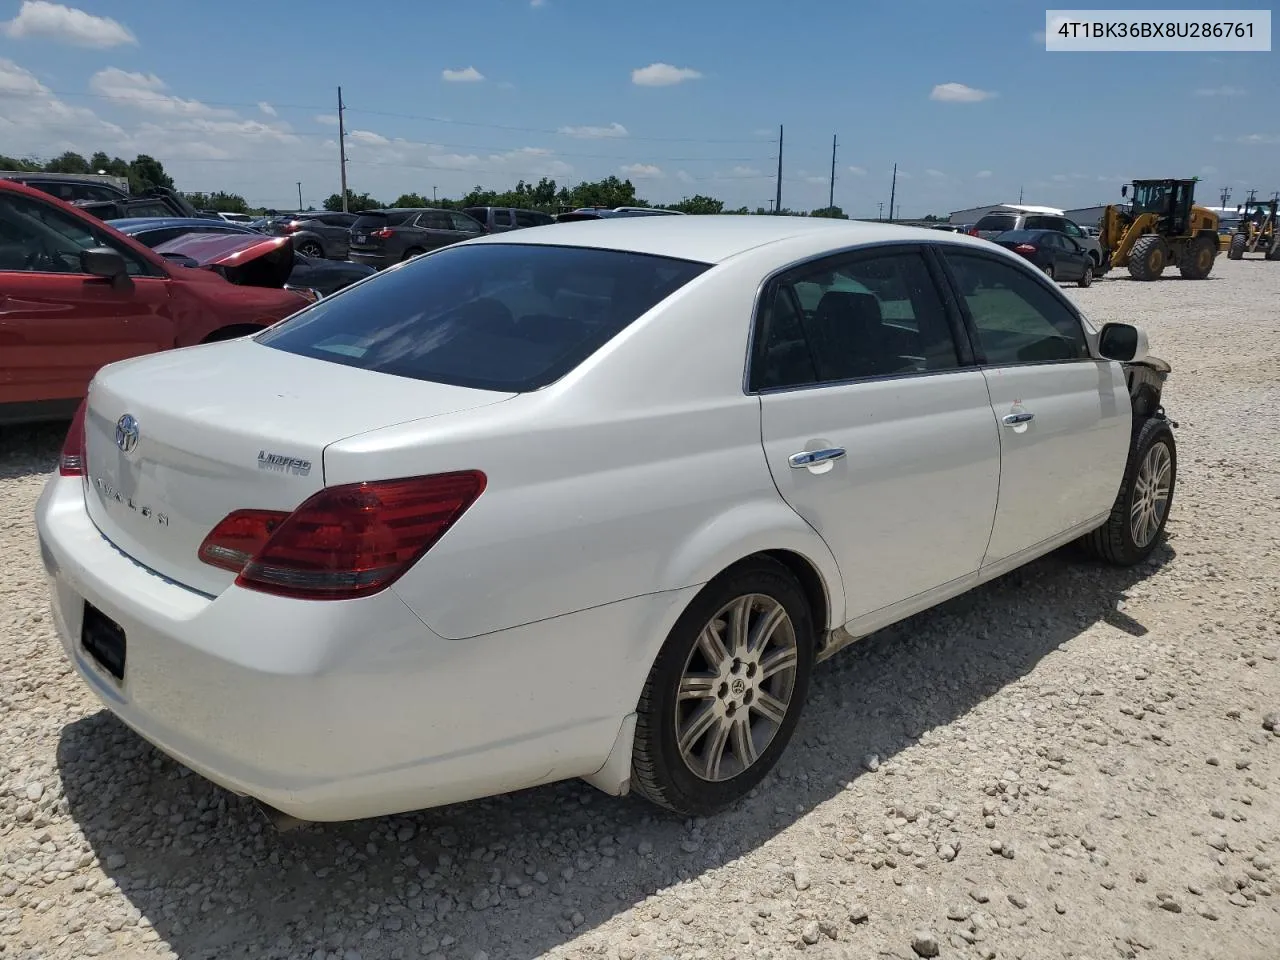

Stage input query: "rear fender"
[{"left": 659, "top": 499, "right": 846, "bottom": 631}]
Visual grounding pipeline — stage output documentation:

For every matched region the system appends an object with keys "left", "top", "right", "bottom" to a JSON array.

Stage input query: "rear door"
[
  {"left": 754, "top": 244, "right": 1001, "bottom": 626},
  {"left": 0, "top": 190, "right": 173, "bottom": 408},
  {"left": 936, "top": 247, "right": 1129, "bottom": 567}
]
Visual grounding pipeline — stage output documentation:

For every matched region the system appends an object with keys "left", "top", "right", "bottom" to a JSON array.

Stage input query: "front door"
[
  {"left": 936, "top": 248, "right": 1131, "bottom": 566},
  {"left": 0, "top": 190, "right": 173, "bottom": 408},
  {"left": 754, "top": 245, "right": 1001, "bottom": 624}
]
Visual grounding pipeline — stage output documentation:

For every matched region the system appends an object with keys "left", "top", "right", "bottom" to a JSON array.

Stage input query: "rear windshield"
[
  {"left": 975, "top": 214, "right": 1018, "bottom": 232},
  {"left": 256, "top": 243, "right": 711, "bottom": 392},
  {"left": 353, "top": 211, "right": 414, "bottom": 229}
]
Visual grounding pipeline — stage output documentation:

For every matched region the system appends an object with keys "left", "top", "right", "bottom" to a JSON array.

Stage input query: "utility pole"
[
  {"left": 1245, "top": 187, "right": 1258, "bottom": 204},
  {"left": 432, "top": 185, "right": 438, "bottom": 204},
  {"left": 877, "top": 201, "right": 884, "bottom": 221},
  {"left": 296, "top": 181, "right": 303, "bottom": 211},
  {"left": 1220, "top": 186, "right": 1232, "bottom": 209},
  {"left": 888, "top": 163, "right": 897, "bottom": 222},
  {"left": 774, "top": 125, "right": 783, "bottom": 215},
  {"left": 1271, "top": 190, "right": 1279, "bottom": 202},
  {"left": 828, "top": 134, "right": 837, "bottom": 211},
  {"left": 337, "top": 86, "right": 349, "bottom": 213},
  {"left": 1018, "top": 185, "right": 1024, "bottom": 204}
]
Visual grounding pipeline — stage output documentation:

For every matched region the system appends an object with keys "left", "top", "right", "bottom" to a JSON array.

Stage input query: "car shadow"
[
  {"left": 0, "top": 422, "right": 64, "bottom": 481},
  {"left": 57, "top": 542, "right": 1175, "bottom": 959}
]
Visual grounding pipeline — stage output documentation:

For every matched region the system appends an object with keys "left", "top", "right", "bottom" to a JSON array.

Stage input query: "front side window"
[
  {"left": 1061, "top": 219, "right": 1084, "bottom": 237},
  {"left": 257, "top": 243, "right": 710, "bottom": 392},
  {"left": 752, "top": 249, "right": 961, "bottom": 391},
  {"left": 0, "top": 192, "right": 154, "bottom": 275},
  {"left": 941, "top": 250, "right": 1090, "bottom": 366},
  {"left": 450, "top": 212, "right": 484, "bottom": 234}
]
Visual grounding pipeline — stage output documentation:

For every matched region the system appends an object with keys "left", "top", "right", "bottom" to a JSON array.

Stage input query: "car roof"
[
  {"left": 107, "top": 217, "right": 253, "bottom": 231},
  {"left": 469, "top": 214, "right": 1000, "bottom": 264}
]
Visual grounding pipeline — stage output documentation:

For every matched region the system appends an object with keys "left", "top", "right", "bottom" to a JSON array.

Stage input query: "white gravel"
[{"left": 2, "top": 258, "right": 1278, "bottom": 960}]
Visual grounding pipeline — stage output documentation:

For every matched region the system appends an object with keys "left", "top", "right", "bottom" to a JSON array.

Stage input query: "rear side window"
[
  {"left": 975, "top": 213, "right": 1018, "bottom": 232},
  {"left": 353, "top": 212, "right": 413, "bottom": 230},
  {"left": 257, "top": 243, "right": 711, "bottom": 392},
  {"left": 515, "top": 210, "right": 552, "bottom": 228}
]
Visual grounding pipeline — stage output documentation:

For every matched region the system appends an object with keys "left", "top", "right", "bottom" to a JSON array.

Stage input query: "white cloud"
[
  {"left": 1195, "top": 85, "right": 1246, "bottom": 97},
  {"left": 0, "top": 56, "right": 125, "bottom": 154},
  {"left": 1051, "top": 174, "right": 1069, "bottom": 182},
  {"left": 726, "top": 165, "right": 762, "bottom": 178},
  {"left": 975, "top": 170, "right": 993, "bottom": 178},
  {"left": 926, "top": 168, "right": 947, "bottom": 178},
  {"left": 88, "top": 68, "right": 235, "bottom": 118},
  {"left": 631, "top": 62, "right": 702, "bottom": 87},
  {"left": 929, "top": 82, "right": 996, "bottom": 103},
  {"left": 676, "top": 170, "right": 694, "bottom": 183},
  {"left": 3, "top": 0, "right": 135, "bottom": 48},
  {"left": 558, "top": 122, "right": 628, "bottom": 139},
  {"left": 1239, "top": 133, "right": 1279, "bottom": 144},
  {"left": 349, "top": 129, "right": 390, "bottom": 145},
  {"left": 531, "top": 0, "right": 546, "bottom": 6},
  {"left": 621, "top": 163, "right": 663, "bottom": 179},
  {"left": 442, "top": 66, "right": 485, "bottom": 83},
  {"left": 314, "top": 113, "right": 338, "bottom": 126},
  {"left": 847, "top": 165, "right": 867, "bottom": 176},
  {"left": 258, "top": 101, "right": 277, "bottom": 117}
]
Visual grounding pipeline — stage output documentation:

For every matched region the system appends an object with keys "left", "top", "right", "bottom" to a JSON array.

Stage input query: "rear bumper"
[
  {"left": 36, "top": 474, "right": 688, "bottom": 821},
  {"left": 348, "top": 251, "right": 393, "bottom": 270}
]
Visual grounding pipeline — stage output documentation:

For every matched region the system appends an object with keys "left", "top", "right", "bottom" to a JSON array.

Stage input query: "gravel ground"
[{"left": 1, "top": 258, "right": 1278, "bottom": 960}]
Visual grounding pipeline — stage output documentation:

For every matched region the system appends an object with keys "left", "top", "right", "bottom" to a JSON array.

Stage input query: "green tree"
[
  {"left": 323, "top": 190, "right": 383, "bottom": 212},
  {"left": 184, "top": 190, "right": 249, "bottom": 213},
  {"left": 44, "top": 151, "right": 91, "bottom": 174},
  {"left": 810, "top": 205, "right": 847, "bottom": 219},
  {"left": 664, "top": 194, "right": 723, "bottom": 215},
  {"left": 128, "top": 154, "right": 174, "bottom": 192},
  {"left": 0, "top": 155, "right": 42, "bottom": 171},
  {"left": 393, "top": 192, "right": 430, "bottom": 208}
]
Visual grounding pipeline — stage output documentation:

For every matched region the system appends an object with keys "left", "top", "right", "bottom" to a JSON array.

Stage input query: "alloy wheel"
[{"left": 1130, "top": 441, "right": 1172, "bottom": 548}]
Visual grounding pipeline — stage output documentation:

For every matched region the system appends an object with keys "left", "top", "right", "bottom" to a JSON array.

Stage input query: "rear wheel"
[
  {"left": 1043, "top": 263, "right": 1055, "bottom": 281},
  {"left": 1228, "top": 233, "right": 1247, "bottom": 260},
  {"left": 1179, "top": 234, "right": 1217, "bottom": 279},
  {"left": 1127, "top": 235, "right": 1167, "bottom": 280},
  {"left": 1077, "top": 262, "right": 1093, "bottom": 287},
  {"left": 297, "top": 240, "right": 324, "bottom": 259},
  {"left": 401, "top": 247, "right": 425, "bottom": 262},
  {"left": 1081, "top": 416, "right": 1176, "bottom": 566},
  {"left": 630, "top": 557, "right": 815, "bottom": 817}
]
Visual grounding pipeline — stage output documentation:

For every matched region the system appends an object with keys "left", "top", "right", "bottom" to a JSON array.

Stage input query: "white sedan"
[{"left": 35, "top": 216, "right": 1177, "bottom": 822}]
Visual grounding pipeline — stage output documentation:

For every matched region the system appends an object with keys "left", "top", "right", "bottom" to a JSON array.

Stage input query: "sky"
[{"left": 0, "top": 0, "right": 1276, "bottom": 216}]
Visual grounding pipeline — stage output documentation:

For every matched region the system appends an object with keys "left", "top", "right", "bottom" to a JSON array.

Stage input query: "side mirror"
[
  {"left": 80, "top": 247, "right": 129, "bottom": 288},
  {"left": 1121, "top": 185, "right": 1128, "bottom": 198},
  {"left": 1097, "top": 322, "right": 1148, "bottom": 363},
  {"left": 1236, "top": 204, "right": 1242, "bottom": 212}
]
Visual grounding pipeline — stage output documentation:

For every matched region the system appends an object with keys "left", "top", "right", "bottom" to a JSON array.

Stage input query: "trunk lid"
[
  {"left": 155, "top": 233, "right": 296, "bottom": 288},
  {"left": 83, "top": 338, "right": 514, "bottom": 596}
]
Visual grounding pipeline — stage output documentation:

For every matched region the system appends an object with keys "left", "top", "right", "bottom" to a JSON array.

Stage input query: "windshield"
[
  {"left": 1131, "top": 182, "right": 1172, "bottom": 214},
  {"left": 975, "top": 213, "right": 1017, "bottom": 232},
  {"left": 257, "top": 242, "right": 711, "bottom": 392}
]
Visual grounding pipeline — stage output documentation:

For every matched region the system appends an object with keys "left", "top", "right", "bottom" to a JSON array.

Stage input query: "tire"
[
  {"left": 297, "top": 241, "right": 324, "bottom": 259},
  {"left": 401, "top": 247, "right": 425, "bottom": 262},
  {"left": 1179, "top": 234, "right": 1218, "bottom": 279},
  {"left": 1081, "top": 417, "right": 1176, "bottom": 566},
  {"left": 1077, "top": 263, "right": 1093, "bottom": 287},
  {"left": 1127, "top": 234, "right": 1167, "bottom": 280},
  {"left": 1043, "top": 263, "right": 1055, "bottom": 281},
  {"left": 630, "top": 557, "right": 816, "bottom": 817},
  {"left": 1228, "top": 233, "right": 1247, "bottom": 260}
]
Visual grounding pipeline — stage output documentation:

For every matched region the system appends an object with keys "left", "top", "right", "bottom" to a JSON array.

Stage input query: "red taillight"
[
  {"left": 967, "top": 228, "right": 980, "bottom": 237},
  {"left": 198, "top": 509, "right": 289, "bottom": 572},
  {"left": 371, "top": 227, "right": 394, "bottom": 239},
  {"left": 199, "top": 471, "right": 486, "bottom": 601},
  {"left": 284, "top": 222, "right": 302, "bottom": 233},
  {"left": 1014, "top": 243, "right": 1038, "bottom": 254},
  {"left": 58, "top": 399, "right": 88, "bottom": 477}
]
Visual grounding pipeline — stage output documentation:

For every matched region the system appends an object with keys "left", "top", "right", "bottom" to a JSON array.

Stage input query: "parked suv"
[
  {"left": 347, "top": 208, "right": 486, "bottom": 269},
  {"left": 973, "top": 211, "right": 1105, "bottom": 275},
  {"left": 0, "top": 180, "right": 313, "bottom": 425},
  {"left": 462, "top": 206, "right": 555, "bottom": 233},
  {"left": 264, "top": 212, "right": 360, "bottom": 260}
]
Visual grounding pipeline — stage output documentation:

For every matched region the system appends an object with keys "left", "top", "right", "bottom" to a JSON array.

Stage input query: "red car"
[{"left": 0, "top": 180, "right": 316, "bottom": 426}]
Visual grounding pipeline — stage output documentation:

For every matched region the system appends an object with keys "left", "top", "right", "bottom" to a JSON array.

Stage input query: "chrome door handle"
[
  {"left": 1002, "top": 412, "right": 1035, "bottom": 425},
  {"left": 789, "top": 447, "right": 846, "bottom": 468}
]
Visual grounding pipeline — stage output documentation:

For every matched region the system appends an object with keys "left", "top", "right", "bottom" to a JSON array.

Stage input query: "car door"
[
  {"left": 936, "top": 247, "right": 1130, "bottom": 568},
  {"left": 449, "top": 211, "right": 487, "bottom": 240},
  {"left": 0, "top": 190, "right": 173, "bottom": 408},
  {"left": 754, "top": 245, "right": 1001, "bottom": 625}
]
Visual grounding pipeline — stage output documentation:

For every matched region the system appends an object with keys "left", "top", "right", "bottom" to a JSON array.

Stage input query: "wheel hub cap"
[
  {"left": 674, "top": 595, "right": 798, "bottom": 782},
  {"left": 1130, "top": 441, "right": 1172, "bottom": 548}
]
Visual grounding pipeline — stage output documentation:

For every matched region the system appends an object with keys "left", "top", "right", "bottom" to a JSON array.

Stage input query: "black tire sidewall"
[
  {"left": 1118, "top": 419, "right": 1177, "bottom": 562},
  {"left": 638, "top": 560, "right": 815, "bottom": 815}
]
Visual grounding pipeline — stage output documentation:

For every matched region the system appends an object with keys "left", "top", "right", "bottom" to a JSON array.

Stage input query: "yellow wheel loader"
[
  {"left": 1227, "top": 199, "right": 1280, "bottom": 261},
  {"left": 1098, "top": 179, "right": 1221, "bottom": 280}
]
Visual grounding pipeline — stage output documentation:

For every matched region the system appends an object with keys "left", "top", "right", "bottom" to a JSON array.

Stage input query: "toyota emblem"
[{"left": 114, "top": 414, "right": 140, "bottom": 454}]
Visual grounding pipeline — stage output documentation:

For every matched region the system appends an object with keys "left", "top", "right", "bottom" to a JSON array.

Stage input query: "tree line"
[{"left": 4, "top": 149, "right": 949, "bottom": 220}]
